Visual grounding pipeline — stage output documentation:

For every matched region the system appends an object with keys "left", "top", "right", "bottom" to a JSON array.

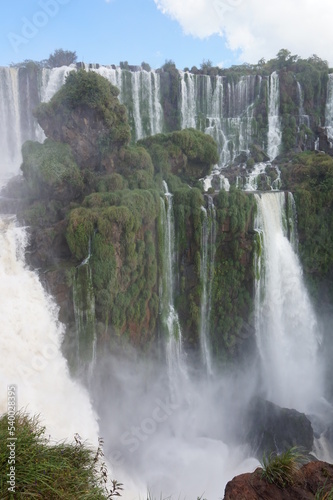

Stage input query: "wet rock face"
[
  {"left": 318, "top": 126, "right": 333, "bottom": 156},
  {"left": 34, "top": 69, "right": 131, "bottom": 174},
  {"left": 223, "top": 461, "right": 333, "bottom": 500},
  {"left": 37, "top": 105, "right": 113, "bottom": 172},
  {"left": 244, "top": 397, "right": 314, "bottom": 458}
]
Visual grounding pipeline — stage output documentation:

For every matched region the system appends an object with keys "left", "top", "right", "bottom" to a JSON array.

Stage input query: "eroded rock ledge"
[{"left": 223, "top": 461, "right": 333, "bottom": 500}]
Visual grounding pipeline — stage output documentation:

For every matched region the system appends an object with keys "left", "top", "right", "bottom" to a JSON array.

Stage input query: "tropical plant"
[{"left": 260, "top": 446, "right": 306, "bottom": 488}]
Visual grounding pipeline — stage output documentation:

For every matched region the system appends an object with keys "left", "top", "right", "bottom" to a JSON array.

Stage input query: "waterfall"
[
  {"left": 179, "top": 72, "right": 257, "bottom": 166},
  {"left": 267, "top": 72, "right": 282, "bottom": 160},
  {"left": 180, "top": 71, "right": 197, "bottom": 129},
  {"left": 161, "top": 182, "right": 187, "bottom": 399},
  {"left": 0, "top": 215, "right": 98, "bottom": 442},
  {"left": 244, "top": 162, "right": 268, "bottom": 191},
  {"left": 0, "top": 68, "right": 23, "bottom": 178},
  {"left": 325, "top": 73, "right": 333, "bottom": 143},
  {"left": 40, "top": 66, "right": 73, "bottom": 103},
  {"left": 0, "top": 64, "right": 281, "bottom": 180},
  {"left": 94, "top": 66, "right": 164, "bottom": 140},
  {"left": 297, "top": 81, "right": 310, "bottom": 128},
  {"left": 243, "top": 162, "right": 281, "bottom": 191},
  {"left": 73, "top": 250, "right": 97, "bottom": 382},
  {"left": 254, "top": 192, "right": 323, "bottom": 412},
  {"left": 0, "top": 64, "right": 166, "bottom": 179},
  {"left": 199, "top": 196, "right": 216, "bottom": 374}
]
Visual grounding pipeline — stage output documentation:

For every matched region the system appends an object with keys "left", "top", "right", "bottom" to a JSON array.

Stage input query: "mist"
[
  {"left": 1, "top": 62, "right": 333, "bottom": 499},
  {"left": 90, "top": 346, "right": 260, "bottom": 499}
]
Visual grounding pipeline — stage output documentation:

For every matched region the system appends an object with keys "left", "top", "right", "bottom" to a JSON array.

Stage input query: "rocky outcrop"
[
  {"left": 317, "top": 126, "right": 333, "bottom": 156},
  {"left": 34, "top": 69, "right": 131, "bottom": 172},
  {"left": 223, "top": 461, "right": 333, "bottom": 499},
  {"left": 244, "top": 397, "right": 314, "bottom": 458}
]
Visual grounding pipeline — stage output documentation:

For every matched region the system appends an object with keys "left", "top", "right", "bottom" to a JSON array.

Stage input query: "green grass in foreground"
[
  {"left": 0, "top": 410, "right": 123, "bottom": 499},
  {"left": 260, "top": 446, "right": 307, "bottom": 488}
]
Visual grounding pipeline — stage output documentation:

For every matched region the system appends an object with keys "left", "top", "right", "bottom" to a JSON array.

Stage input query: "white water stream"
[
  {"left": 254, "top": 192, "right": 323, "bottom": 412},
  {"left": 0, "top": 214, "right": 99, "bottom": 444}
]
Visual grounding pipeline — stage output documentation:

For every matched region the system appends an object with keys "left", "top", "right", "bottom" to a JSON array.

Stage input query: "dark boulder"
[{"left": 244, "top": 397, "right": 314, "bottom": 458}]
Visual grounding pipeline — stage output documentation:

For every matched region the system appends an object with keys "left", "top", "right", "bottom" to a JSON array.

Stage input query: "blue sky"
[
  {"left": 1, "top": 0, "right": 333, "bottom": 69},
  {"left": 1, "top": 0, "right": 238, "bottom": 69}
]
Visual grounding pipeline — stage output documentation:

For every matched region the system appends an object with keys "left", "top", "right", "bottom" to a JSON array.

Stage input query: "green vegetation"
[
  {"left": 260, "top": 447, "right": 306, "bottom": 488},
  {"left": 14, "top": 48, "right": 333, "bottom": 362},
  {"left": 281, "top": 151, "right": 333, "bottom": 303},
  {"left": 21, "top": 139, "right": 83, "bottom": 201},
  {"left": 315, "top": 483, "right": 333, "bottom": 500},
  {"left": 139, "top": 128, "right": 218, "bottom": 184},
  {"left": 66, "top": 189, "right": 161, "bottom": 344},
  {"left": 0, "top": 411, "right": 122, "bottom": 499},
  {"left": 47, "top": 48, "right": 77, "bottom": 68},
  {"left": 210, "top": 188, "right": 256, "bottom": 362},
  {"left": 160, "top": 60, "right": 181, "bottom": 131},
  {"left": 172, "top": 187, "right": 204, "bottom": 343},
  {"left": 35, "top": 69, "right": 131, "bottom": 149}
]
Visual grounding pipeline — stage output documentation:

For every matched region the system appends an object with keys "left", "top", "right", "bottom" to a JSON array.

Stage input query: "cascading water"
[
  {"left": 199, "top": 197, "right": 216, "bottom": 374},
  {"left": 161, "top": 182, "right": 188, "bottom": 399},
  {"left": 0, "top": 68, "right": 23, "bottom": 178},
  {"left": 267, "top": 72, "right": 282, "bottom": 160},
  {"left": 0, "top": 65, "right": 283, "bottom": 180},
  {"left": 297, "top": 81, "right": 310, "bottom": 128},
  {"left": 94, "top": 66, "right": 164, "bottom": 140},
  {"left": 40, "top": 65, "right": 73, "bottom": 103},
  {"left": 0, "top": 214, "right": 98, "bottom": 443},
  {"left": 325, "top": 73, "right": 333, "bottom": 143},
  {"left": 73, "top": 255, "right": 97, "bottom": 383},
  {"left": 180, "top": 71, "right": 197, "bottom": 129},
  {"left": 254, "top": 192, "right": 323, "bottom": 412},
  {"left": 180, "top": 72, "right": 258, "bottom": 166},
  {"left": 0, "top": 64, "right": 165, "bottom": 175}
]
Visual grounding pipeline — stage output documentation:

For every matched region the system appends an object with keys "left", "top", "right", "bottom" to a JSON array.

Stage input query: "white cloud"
[{"left": 154, "top": 0, "right": 333, "bottom": 65}]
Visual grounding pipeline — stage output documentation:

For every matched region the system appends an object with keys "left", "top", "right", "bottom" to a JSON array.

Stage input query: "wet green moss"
[
  {"left": 21, "top": 139, "right": 84, "bottom": 200},
  {"left": 210, "top": 188, "right": 256, "bottom": 363},
  {"left": 66, "top": 189, "right": 161, "bottom": 342}
]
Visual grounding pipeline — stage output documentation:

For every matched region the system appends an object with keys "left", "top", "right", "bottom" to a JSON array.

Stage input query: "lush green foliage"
[
  {"left": 281, "top": 152, "right": 333, "bottom": 303},
  {"left": 172, "top": 187, "right": 204, "bottom": 343},
  {"left": 160, "top": 60, "right": 181, "bottom": 131},
  {"left": 47, "top": 48, "right": 77, "bottom": 68},
  {"left": 260, "top": 447, "right": 306, "bottom": 488},
  {"left": 21, "top": 139, "right": 84, "bottom": 200},
  {"left": 139, "top": 128, "right": 218, "bottom": 184},
  {"left": 0, "top": 411, "right": 121, "bottom": 499},
  {"left": 210, "top": 188, "right": 256, "bottom": 362},
  {"left": 66, "top": 189, "right": 161, "bottom": 343},
  {"left": 35, "top": 69, "right": 131, "bottom": 147},
  {"left": 117, "top": 145, "right": 154, "bottom": 178}
]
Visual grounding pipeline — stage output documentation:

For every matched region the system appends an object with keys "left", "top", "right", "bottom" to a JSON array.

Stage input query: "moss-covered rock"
[
  {"left": 139, "top": 128, "right": 218, "bottom": 184},
  {"left": 172, "top": 187, "right": 204, "bottom": 347},
  {"left": 210, "top": 188, "right": 257, "bottom": 363},
  {"left": 21, "top": 139, "right": 84, "bottom": 201},
  {"left": 35, "top": 69, "right": 131, "bottom": 172},
  {"left": 66, "top": 189, "right": 161, "bottom": 346},
  {"left": 281, "top": 151, "right": 333, "bottom": 303}
]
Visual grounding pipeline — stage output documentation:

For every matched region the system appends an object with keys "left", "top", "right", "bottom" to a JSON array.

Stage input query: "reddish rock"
[{"left": 223, "top": 461, "right": 333, "bottom": 499}]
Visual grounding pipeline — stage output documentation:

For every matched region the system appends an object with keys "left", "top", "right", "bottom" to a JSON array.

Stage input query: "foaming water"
[
  {"left": 255, "top": 192, "right": 323, "bottom": 412},
  {"left": 92, "top": 351, "right": 260, "bottom": 499},
  {"left": 0, "top": 215, "right": 99, "bottom": 444}
]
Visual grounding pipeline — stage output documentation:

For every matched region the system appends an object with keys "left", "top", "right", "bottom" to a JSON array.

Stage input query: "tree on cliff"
[{"left": 47, "top": 48, "right": 77, "bottom": 68}]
